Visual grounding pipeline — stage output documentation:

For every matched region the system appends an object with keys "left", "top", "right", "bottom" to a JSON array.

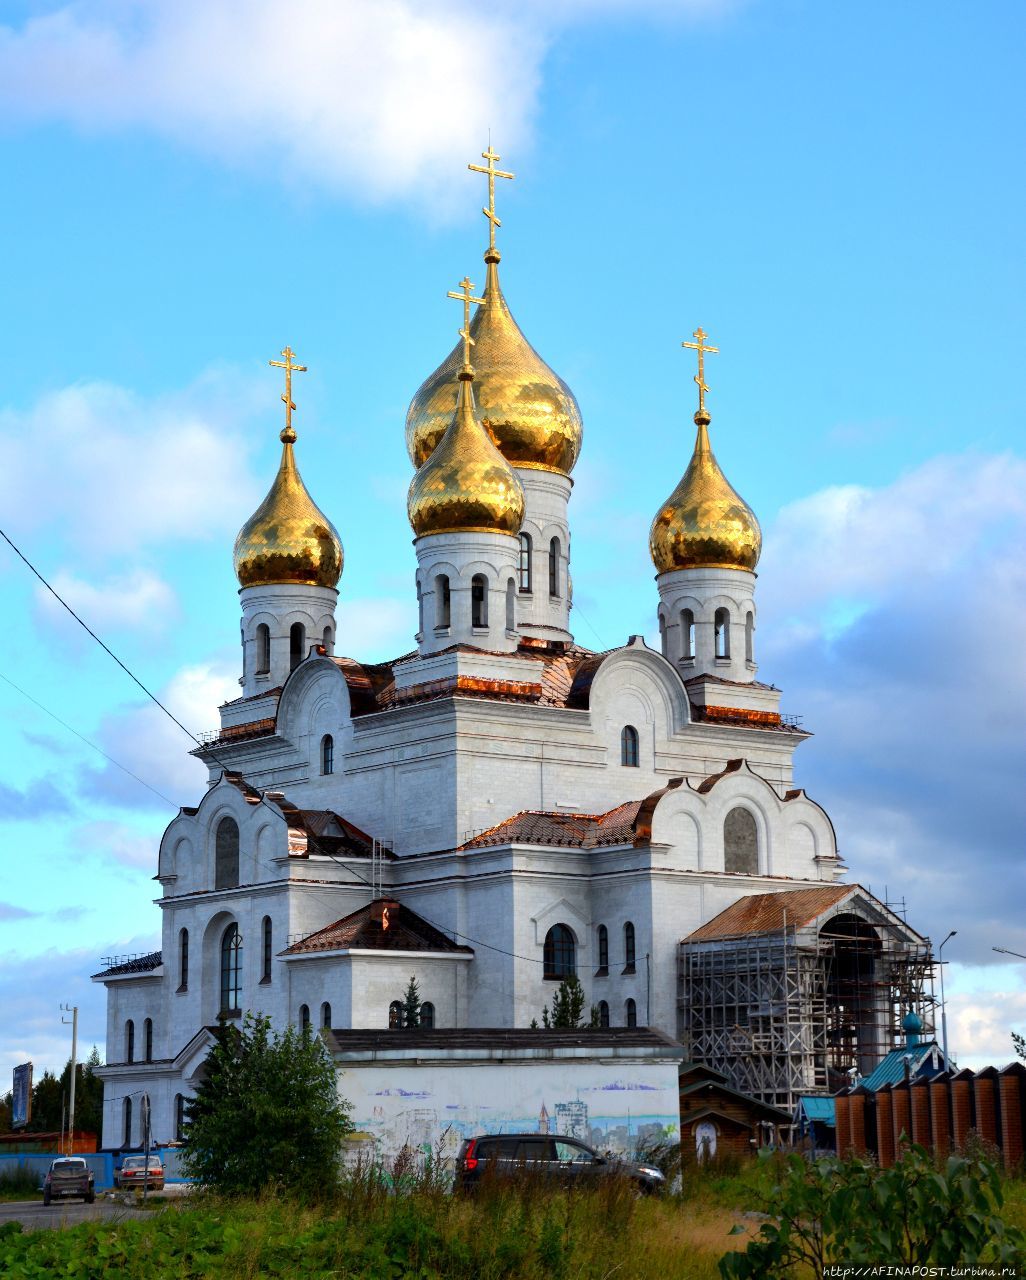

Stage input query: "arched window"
[
  {"left": 745, "top": 611, "right": 754, "bottom": 664},
  {"left": 548, "top": 537, "right": 561, "bottom": 597},
  {"left": 543, "top": 924, "right": 576, "bottom": 980},
  {"left": 724, "top": 807, "right": 758, "bottom": 875},
  {"left": 714, "top": 608, "right": 730, "bottom": 659},
  {"left": 623, "top": 922, "right": 636, "bottom": 974},
  {"left": 419, "top": 1001, "right": 435, "bottom": 1029},
  {"left": 299, "top": 1004, "right": 310, "bottom": 1033},
  {"left": 123, "top": 1096, "right": 132, "bottom": 1146},
  {"left": 596, "top": 924, "right": 609, "bottom": 974},
  {"left": 125, "top": 1019, "right": 135, "bottom": 1063},
  {"left": 321, "top": 1001, "right": 332, "bottom": 1030},
  {"left": 471, "top": 574, "right": 488, "bottom": 628},
  {"left": 144, "top": 1018, "right": 153, "bottom": 1063},
  {"left": 321, "top": 734, "right": 334, "bottom": 775},
  {"left": 435, "top": 575, "right": 451, "bottom": 629},
  {"left": 681, "top": 609, "right": 696, "bottom": 660},
  {"left": 220, "top": 923, "right": 242, "bottom": 1016},
  {"left": 388, "top": 1000, "right": 403, "bottom": 1029},
  {"left": 322, "top": 625, "right": 333, "bottom": 655},
  {"left": 215, "top": 816, "right": 240, "bottom": 890},
  {"left": 621, "top": 725, "right": 640, "bottom": 768},
  {"left": 178, "top": 927, "right": 189, "bottom": 991},
  {"left": 598, "top": 1001, "right": 610, "bottom": 1028},
  {"left": 658, "top": 612, "right": 667, "bottom": 655},
  {"left": 261, "top": 915, "right": 272, "bottom": 983},
  {"left": 625, "top": 998, "right": 638, "bottom": 1028},
  {"left": 505, "top": 578, "right": 516, "bottom": 631},
  {"left": 519, "top": 532, "right": 533, "bottom": 592},
  {"left": 174, "top": 1094, "right": 186, "bottom": 1141},
  {"left": 290, "top": 622, "right": 306, "bottom": 671},
  {"left": 255, "top": 624, "right": 271, "bottom": 675}
]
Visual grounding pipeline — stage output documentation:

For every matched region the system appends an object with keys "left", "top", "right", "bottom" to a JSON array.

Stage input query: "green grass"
[{"left": 0, "top": 1170, "right": 42, "bottom": 1203}]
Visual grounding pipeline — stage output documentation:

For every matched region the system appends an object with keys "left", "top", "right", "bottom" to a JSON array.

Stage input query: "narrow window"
[
  {"left": 420, "top": 1001, "right": 435, "bottom": 1029},
  {"left": 322, "top": 625, "right": 333, "bottom": 655},
  {"left": 724, "top": 807, "right": 759, "bottom": 875},
  {"left": 598, "top": 1001, "right": 610, "bottom": 1028},
  {"left": 123, "top": 1096, "right": 133, "bottom": 1146},
  {"left": 745, "top": 611, "right": 755, "bottom": 664},
  {"left": 435, "top": 575, "right": 451, "bottom": 629},
  {"left": 321, "top": 733, "right": 334, "bottom": 775},
  {"left": 658, "top": 612, "right": 667, "bottom": 656},
  {"left": 597, "top": 924, "right": 609, "bottom": 974},
  {"left": 548, "top": 537, "right": 561, "bottom": 597},
  {"left": 681, "top": 609, "right": 695, "bottom": 660},
  {"left": 625, "top": 998, "right": 638, "bottom": 1028},
  {"left": 505, "top": 578, "right": 516, "bottom": 631},
  {"left": 144, "top": 1018, "right": 153, "bottom": 1063},
  {"left": 220, "top": 923, "right": 242, "bottom": 1016},
  {"left": 125, "top": 1019, "right": 135, "bottom": 1064},
  {"left": 261, "top": 915, "right": 272, "bottom": 983},
  {"left": 416, "top": 580, "right": 424, "bottom": 635},
  {"left": 178, "top": 927, "right": 189, "bottom": 991},
  {"left": 621, "top": 725, "right": 639, "bottom": 768},
  {"left": 174, "top": 1094, "right": 186, "bottom": 1141},
  {"left": 714, "top": 608, "right": 730, "bottom": 659},
  {"left": 321, "top": 1001, "right": 332, "bottom": 1030},
  {"left": 388, "top": 1000, "right": 403, "bottom": 1029},
  {"left": 623, "top": 922, "right": 636, "bottom": 974},
  {"left": 255, "top": 624, "right": 271, "bottom": 675},
  {"left": 215, "top": 816, "right": 240, "bottom": 890},
  {"left": 471, "top": 574, "right": 488, "bottom": 628},
  {"left": 289, "top": 622, "right": 306, "bottom": 671},
  {"left": 519, "top": 532, "right": 533, "bottom": 592},
  {"left": 543, "top": 924, "right": 576, "bottom": 980},
  {"left": 299, "top": 1004, "right": 310, "bottom": 1033}
]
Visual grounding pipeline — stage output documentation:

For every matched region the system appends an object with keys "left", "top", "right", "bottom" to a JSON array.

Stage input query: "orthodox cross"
[
  {"left": 682, "top": 328, "right": 719, "bottom": 415},
  {"left": 447, "top": 276, "right": 485, "bottom": 368},
  {"left": 468, "top": 145, "right": 514, "bottom": 254},
  {"left": 269, "top": 345, "right": 307, "bottom": 438}
]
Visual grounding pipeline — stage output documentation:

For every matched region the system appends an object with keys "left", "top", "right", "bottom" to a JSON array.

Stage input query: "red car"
[{"left": 115, "top": 1155, "right": 165, "bottom": 1191}]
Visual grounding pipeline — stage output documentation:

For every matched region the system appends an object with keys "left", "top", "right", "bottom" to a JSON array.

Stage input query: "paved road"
[{"left": 0, "top": 1198, "right": 157, "bottom": 1232}]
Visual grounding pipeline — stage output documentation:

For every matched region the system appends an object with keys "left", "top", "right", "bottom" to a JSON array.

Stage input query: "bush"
[
  {"left": 719, "top": 1143, "right": 1026, "bottom": 1278},
  {"left": 181, "top": 1014, "right": 352, "bottom": 1198},
  {"left": 0, "top": 1169, "right": 40, "bottom": 1200}
]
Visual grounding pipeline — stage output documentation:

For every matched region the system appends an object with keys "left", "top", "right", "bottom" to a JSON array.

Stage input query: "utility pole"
[
  {"left": 60, "top": 1004, "right": 78, "bottom": 1155},
  {"left": 938, "top": 932, "right": 956, "bottom": 1068},
  {"left": 142, "top": 1094, "right": 151, "bottom": 1204}
]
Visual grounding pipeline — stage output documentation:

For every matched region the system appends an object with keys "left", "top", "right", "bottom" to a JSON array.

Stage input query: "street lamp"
[
  {"left": 993, "top": 946, "right": 1026, "bottom": 961},
  {"left": 939, "top": 930, "right": 957, "bottom": 1067}
]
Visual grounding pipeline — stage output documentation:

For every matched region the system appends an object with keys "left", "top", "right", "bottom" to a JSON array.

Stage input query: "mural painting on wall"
[{"left": 338, "top": 1064, "right": 681, "bottom": 1166}]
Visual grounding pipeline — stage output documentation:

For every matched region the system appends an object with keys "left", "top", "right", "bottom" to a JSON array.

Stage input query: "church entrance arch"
[{"left": 820, "top": 913, "right": 882, "bottom": 1079}]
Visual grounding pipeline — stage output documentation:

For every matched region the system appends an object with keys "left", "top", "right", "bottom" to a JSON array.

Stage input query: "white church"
[{"left": 94, "top": 153, "right": 931, "bottom": 1148}]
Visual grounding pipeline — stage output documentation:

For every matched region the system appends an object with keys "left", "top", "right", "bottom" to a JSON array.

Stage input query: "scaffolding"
[{"left": 678, "top": 904, "right": 936, "bottom": 1114}]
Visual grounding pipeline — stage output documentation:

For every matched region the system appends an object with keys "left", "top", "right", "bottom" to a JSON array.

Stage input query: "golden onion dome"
[
  {"left": 649, "top": 409, "right": 762, "bottom": 574},
  {"left": 233, "top": 426, "right": 343, "bottom": 589},
  {"left": 405, "top": 252, "right": 583, "bottom": 476},
  {"left": 407, "top": 365, "right": 525, "bottom": 538}
]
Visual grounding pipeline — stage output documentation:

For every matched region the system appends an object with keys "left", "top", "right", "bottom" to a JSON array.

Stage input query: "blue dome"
[{"left": 902, "top": 1010, "right": 924, "bottom": 1033}]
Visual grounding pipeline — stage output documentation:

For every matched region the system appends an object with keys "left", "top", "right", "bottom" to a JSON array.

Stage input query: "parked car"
[
  {"left": 115, "top": 1154, "right": 165, "bottom": 1191},
  {"left": 42, "top": 1157, "right": 95, "bottom": 1205},
  {"left": 454, "top": 1133, "right": 666, "bottom": 1195}
]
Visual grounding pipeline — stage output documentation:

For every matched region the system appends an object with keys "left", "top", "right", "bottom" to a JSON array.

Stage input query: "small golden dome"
[
  {"left": 234, "top": 428, "right": 343, "bottom": 589},
  {"left": 407, "top": 367, "right": 525, "bottom": 538},
  {"left": 649, "top": 410, "right": 762, "bottom": 574},
  {"left": 406, "top": 254, "right": 583, "bottom": 476}
]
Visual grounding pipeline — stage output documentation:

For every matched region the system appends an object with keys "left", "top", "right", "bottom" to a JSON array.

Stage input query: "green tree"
[
  {"left": 181, "top": 1015, "right": 352, "bottom": 1198},
  {"left": 400, "top": 975, "right": 422, "bottom": 1029},
  {"left": 1013, "top": 1030, "right": 1025, "bottom": 1062},
  {"left": 28, "top": 1071, "right": 63, "bottom": 1131},
  {"left": 540, "top": 975, "right": 588, "bottom": 1028}
]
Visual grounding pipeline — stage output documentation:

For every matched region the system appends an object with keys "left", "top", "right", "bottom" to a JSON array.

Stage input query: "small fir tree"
[
  {"left": 181, "top": 1014, "right": 352, "bottom": 1197},
  {"left": 400, "top": 975, "right": 422, "bottom": 1028},
  {"left": 540, "top": 975, "right": 588, "bottom": 1029}
]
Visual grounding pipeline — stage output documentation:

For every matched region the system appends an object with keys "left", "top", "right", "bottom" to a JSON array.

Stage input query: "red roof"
[
  {"left": 460, "top": 800, "right": 645, "bottom": 850},
  {"left": 283, "top": 899, "right": 473, "bottom": 956},
  {"left": 684, "top": 884, "right": 855, "bottom": 941}
]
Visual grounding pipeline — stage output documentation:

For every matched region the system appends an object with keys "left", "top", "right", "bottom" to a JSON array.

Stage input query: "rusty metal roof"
[
  {"left": 459, "top": 800, "right": 645, "bottom": 850},
  {"left": 283, "top": 899, "right": 473, "bottom": 956},
  {"left": 683, "top": 884, "right": 855, "bottom": 942}
]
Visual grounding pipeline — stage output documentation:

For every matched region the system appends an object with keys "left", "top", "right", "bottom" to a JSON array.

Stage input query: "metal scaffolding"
[{"left": 678, "top": 908, "right": 936, "bottom": 1114}]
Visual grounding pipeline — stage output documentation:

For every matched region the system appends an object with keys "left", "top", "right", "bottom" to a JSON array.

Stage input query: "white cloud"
[
  {"left": 0, "top": 373, "right": 263, "bottom": 563},
  {"left": 0, "top": 0, "right": 727, "bottom": 207},
  {"left": 78, "top": 819, "right": 158, "bottom": 869},
  {"left": 34, "top": 567, "right": 178, "bottom": 635}
]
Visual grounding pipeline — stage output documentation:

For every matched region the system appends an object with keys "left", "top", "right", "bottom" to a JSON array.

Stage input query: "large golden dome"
[
  {"left": 406, "top": 253, "right": 583, "bottom": 476},
  {"left": 234, "top": 428, "right": 343, "bottom": 589},
  {"left": 408, "top": 367, "right": 525, "bottom": 538},
  {"left": 649, "top": 410, "right": 762, "bottom": 574}
]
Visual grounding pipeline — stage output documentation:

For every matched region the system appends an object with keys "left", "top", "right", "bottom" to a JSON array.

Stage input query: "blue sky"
[{"left": 0, "top": 0, "right": 1023, "bottom": 1077}]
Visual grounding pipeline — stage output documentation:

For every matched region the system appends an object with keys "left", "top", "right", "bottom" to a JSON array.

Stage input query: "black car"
[{"left": 454, "top": 1132, "right": 666, "bottom": 1194}]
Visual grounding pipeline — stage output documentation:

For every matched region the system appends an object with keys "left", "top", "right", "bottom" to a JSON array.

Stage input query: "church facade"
[{"left": 94, "top": 152, "right": 928, "bottom": 1148}]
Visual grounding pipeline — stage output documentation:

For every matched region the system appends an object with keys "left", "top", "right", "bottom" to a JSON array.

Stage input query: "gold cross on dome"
[
  {"left": 447, "top": 276, "right": 485, "bottom": 368},
  {"left": 682, "top": 327, "right": 719, "bottom": 414},
  {"left": 468, "top": 145, "right": 514, "bottom": 253},
  {"left": 269, "top": 345, "right": 307, "bottom": 439}
]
